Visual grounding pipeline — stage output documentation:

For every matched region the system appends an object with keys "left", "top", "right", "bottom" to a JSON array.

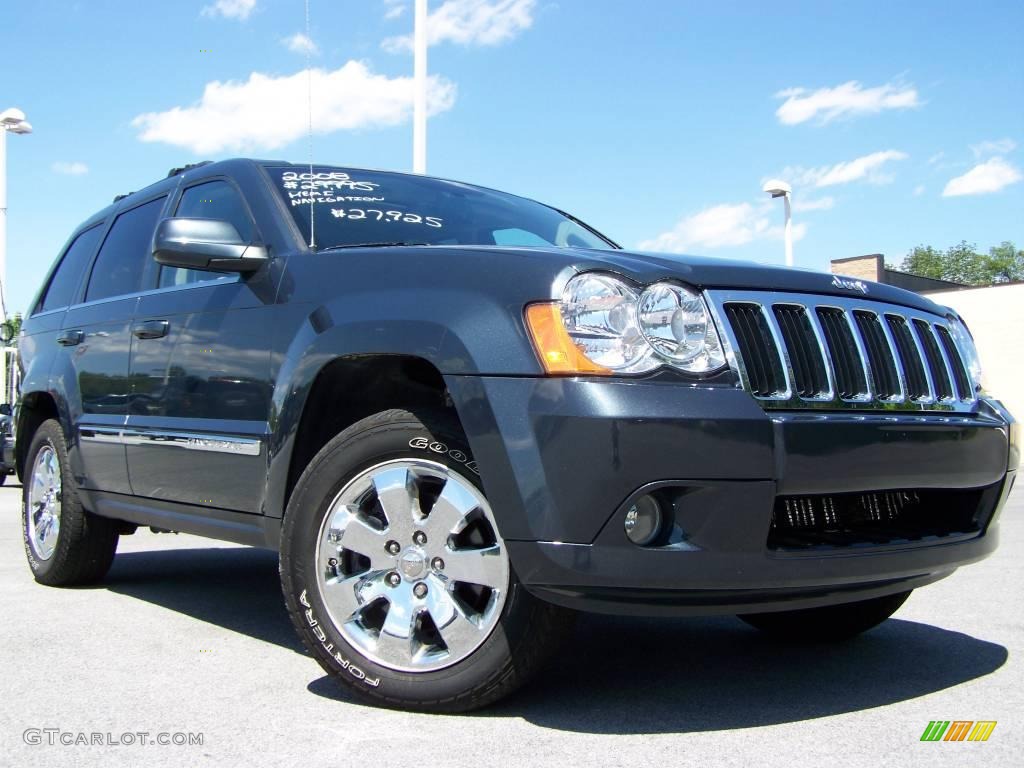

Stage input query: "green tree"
[
  {"left": 0, "top": 313, "right": 22, "bottom": 345},
  {"left": 900, "top": 241, "right": 1024, "bottom": 285},
  {"left": 984, "top": 241, "right": 1024, "bottom": 283}
]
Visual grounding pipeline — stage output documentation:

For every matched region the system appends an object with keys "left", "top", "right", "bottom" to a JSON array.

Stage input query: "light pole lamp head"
[
  {"left": 0, "top": 108, "right": 27, "bottom": 126},
  {"left": 762, "top": 179, "right": 792, "bottom": 198},
  {"left": 8, "top": 120, "right": 32, "bottom": 135}
]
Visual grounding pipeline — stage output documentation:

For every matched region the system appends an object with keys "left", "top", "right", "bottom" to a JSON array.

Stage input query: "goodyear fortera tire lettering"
[{"left": 280, "top": 409, "right": 575, "bottom": 712}]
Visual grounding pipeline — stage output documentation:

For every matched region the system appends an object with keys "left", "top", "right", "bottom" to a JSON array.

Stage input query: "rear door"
[
  {"left": 61, "top": 194, "right": 169, "bottom": 494},
  {"left": 125, "top": 177, "right": 276, "bottom": 512}
]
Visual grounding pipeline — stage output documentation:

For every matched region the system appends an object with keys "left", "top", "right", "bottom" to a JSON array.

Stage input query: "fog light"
[{"left": 624, "top": 494, "right": 663, "bottom": 546}]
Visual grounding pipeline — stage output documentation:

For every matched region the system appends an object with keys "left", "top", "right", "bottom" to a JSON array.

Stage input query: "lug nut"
[
  {"left": 386, "top": 572, "right": 401, "bottom": 587},
  {"left": 413, "top": 583, "right": 428, "bottom": 598},
  {"left": 386, "top": 540, "right": 400, "bottom": 555},
  {"left": 431, "top": 557, "right": 445, "bottom": 571},
  {"left": 328, "top": 558, "right": 338, "bottom": 568},
  {"left": 413, "top": 531, "right": 427, "bottom": 545}
]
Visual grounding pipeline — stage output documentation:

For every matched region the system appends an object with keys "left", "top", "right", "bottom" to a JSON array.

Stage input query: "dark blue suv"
[{"left": 17, "top": 159, "right": 1019, "bottom": 711}]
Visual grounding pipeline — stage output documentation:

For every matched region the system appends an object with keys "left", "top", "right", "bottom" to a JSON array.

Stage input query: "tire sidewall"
[{"left": 281, "top": 411, "right": 537, "bottom": 705}]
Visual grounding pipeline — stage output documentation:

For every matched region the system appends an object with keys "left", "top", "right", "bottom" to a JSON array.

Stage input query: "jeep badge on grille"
[{"left": 832, "top": 275, "right": 869, "bottom": 294}]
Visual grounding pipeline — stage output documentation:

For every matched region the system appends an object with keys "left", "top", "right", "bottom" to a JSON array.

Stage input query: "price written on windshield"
[{"left": 330, "top": 208, "right": 443, "bottom": 228}]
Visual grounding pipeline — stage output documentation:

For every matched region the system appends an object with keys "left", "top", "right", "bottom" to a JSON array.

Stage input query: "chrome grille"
[{"left": 707, "top": 290, "right": 977, "bottom": 411}]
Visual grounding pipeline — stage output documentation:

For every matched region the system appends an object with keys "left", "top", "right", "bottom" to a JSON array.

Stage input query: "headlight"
[
  {"left": 559, "top": 273, "right": 658, "bottom": 373},
  {"left": 525, "top": 273, "right": 727, "bottom": 376},
  {"left": 948, "top": 314, "right": 986, "bottom": 393},
  {"left": 637, "top": 282, "right": 726, "bottom": 373}
]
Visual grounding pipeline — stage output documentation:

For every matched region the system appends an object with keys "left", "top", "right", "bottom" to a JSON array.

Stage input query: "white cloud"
[
  {"left": 775, "top": 80, "right": 920, "bottom": 126},
  {"left": 782, "top": 150, "right": 908, "bottom": 188},
  {"left": 942, "top": 157, "right": 1023, "bottom": 197},
  {"left": 928, "top": 151, "right": 945, "bottom": 165},
  {"left": 384, "top": 0, "right": 407, "bottom": 20},
  {"left": 638, "top": 202, "right": 807, "bottom": 254},
  {"left": 51, "top": 161, "right": 88, "bottom": 175},
  {"left": 970, "top": 138, "right": 1017, "bottom": 158},
  {"left": 913, "top": 184, "right": 926, "bottom": 196},
  {"left": 282, "top": 32, "right": 318, "bottom": 55},
  {"left": 132, "top": 61, "right": 457, "bottom": 154},
  {"left": 793, "top": 196, "right": 834, "bottom": 212},
  {"left": 383, "top": 0, "right": 536, "bottom": 51},
  {"left": 201, "top": 0, "right": 256, "bottom": 20}
]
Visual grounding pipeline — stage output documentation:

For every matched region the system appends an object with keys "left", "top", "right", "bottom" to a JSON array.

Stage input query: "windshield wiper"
[{"left": 318, "top": 241, "right": 432, "bottom": 252}]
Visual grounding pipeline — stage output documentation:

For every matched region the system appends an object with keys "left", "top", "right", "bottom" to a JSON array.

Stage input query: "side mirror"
[
  {"left": 153, "top": 218, "right": 268, "bottom": 273},
  {"left": 0, "top": 404, "right": 11, "bottom": 416}
]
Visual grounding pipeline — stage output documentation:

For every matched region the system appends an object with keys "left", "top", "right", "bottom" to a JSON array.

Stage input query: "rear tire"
[
  {"left": 281, "top": 408, "right": 574, "bottom": 712},
  {"left": 738, "top": 590, "right": 912, "bottom": 642},
  {"left": 22, "top": 419, "right": 119, "bottom": 586}
]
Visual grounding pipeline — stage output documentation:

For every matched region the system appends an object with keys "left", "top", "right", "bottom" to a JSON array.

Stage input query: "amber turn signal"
[{"left": 524, "top": 303, "right": 611, "bottom": 375}]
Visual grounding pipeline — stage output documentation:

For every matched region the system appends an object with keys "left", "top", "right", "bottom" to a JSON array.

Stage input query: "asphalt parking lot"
[{"left": 0, "top": 483, "right": 1020, "bottom": 767}]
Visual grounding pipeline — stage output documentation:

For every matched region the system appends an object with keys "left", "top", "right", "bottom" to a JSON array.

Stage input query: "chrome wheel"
[
  {"left": 27, "top": 444, "right": 62, "bottom": 561},
  {"left": 315, "top": 458, "right": 510, "bottom": 673}
]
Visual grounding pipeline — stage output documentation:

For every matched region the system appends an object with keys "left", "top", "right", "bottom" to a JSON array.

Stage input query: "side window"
[
  {"left": 159, "top": 180, "right": 254, "bottom": 289},
  {"left": 38, "top": 224, "right": 104, "bottom": 312},
  {"left": 85, "top": 197, "right": 167, "bottom": 302}
]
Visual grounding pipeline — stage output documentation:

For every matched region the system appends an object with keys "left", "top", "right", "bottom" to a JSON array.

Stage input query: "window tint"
[
  {"left": 492, "top": 228, "right": 550, "bottom": 247},
  {"left": 159, "top": 181, "right": 253, "bottom": 289},
  {"left": 86, "top": 197, "right": 167, "bottom": 302},
  {"left": 38, "top": 224, "right": 104, "bottom": 312}
]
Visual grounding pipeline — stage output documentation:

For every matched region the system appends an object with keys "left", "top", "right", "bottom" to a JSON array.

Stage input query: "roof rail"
[
  {"left": 112, "top": 192, "right": 133, "bottom": 203},
  {"left": 167, "top": 160, "right": 214, "bottom": 178}
]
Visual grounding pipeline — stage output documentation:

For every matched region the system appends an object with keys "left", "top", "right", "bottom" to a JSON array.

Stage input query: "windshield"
[{"left": 268, "top": 166, "right": 616, "bottom": 251}]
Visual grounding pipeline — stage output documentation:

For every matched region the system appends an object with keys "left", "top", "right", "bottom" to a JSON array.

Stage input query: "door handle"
[
  {"left": 56, "top": 329, "right": 84, "bottom": 347},
  {"left": 133, "top": 320, "right": 169, "bottom": 340}
]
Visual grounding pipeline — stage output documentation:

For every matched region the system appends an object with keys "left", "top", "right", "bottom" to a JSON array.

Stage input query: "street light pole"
[
  {"left": 762, "top": 179, "right": 793, "bottom": 267},
  {"left": 0, "top": 108, "right": 32, "bottom": 404},
  {"left": 413, "top": 0, "right": 428, "bottom": 174}
]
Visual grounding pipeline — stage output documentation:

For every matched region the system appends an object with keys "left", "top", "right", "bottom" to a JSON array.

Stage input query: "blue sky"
[{"left": 1, "top": 0, "right": 1022, "bottom": 315}]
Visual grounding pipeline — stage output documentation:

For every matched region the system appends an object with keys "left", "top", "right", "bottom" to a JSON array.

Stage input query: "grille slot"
[
  {"left": 816, "top": 307, "right": 868, "bottom": 399},
  {"left": 886, "top": 315, "right": 930, "bottom": 400},
  {"left": 935, "top": 325, "right": 973, "bottom": 400},
  {"left": 913, "top": 319, "right": 954, "bottom": 401},
  {"left": 711, "top": 291, "right": 976, "bottom": 410},
  {"left": 853, "top": 311, "right": 901, "bottom": 399},
  {"left": 769, "top": 486, "right": 995, "bottom": 550},
  {"left": 773, "top": 305, "right": 829, "bottom": 398},
  {"left": 724, "top": 303, "right": 787, "bottom": 397}
]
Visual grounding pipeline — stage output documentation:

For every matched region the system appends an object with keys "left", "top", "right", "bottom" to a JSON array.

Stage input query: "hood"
[{"left": 558, "top": 247, "right": 948, "bottom": 315}]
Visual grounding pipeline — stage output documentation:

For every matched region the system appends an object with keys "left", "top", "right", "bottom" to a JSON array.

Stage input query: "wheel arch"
[
  {"left": 277, "top": 353, "right": 461, "bottom": 517},
  {"left": 15, "top": 390, "right": 62, "bottom": 481}
]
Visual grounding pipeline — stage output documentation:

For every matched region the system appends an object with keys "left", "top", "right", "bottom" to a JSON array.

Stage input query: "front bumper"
[{"left": 447, "top": 375, "right": 1016, "bottom": 616}]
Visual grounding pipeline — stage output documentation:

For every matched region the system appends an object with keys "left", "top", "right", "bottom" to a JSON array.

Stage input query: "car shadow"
[
  {"left": 104, "top": 546, "right": 305, "bottom": 653},
  {"left": 104, "top": 546, "right": 1007, "bottom": 733}
]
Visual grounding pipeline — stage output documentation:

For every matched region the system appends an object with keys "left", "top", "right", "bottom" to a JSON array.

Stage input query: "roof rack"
[
  {"left": 167, "top": 160, "right": 214, "bottom": 178},
  {"left": 112, "top": 192, "right": 134, "bottom": 203}
]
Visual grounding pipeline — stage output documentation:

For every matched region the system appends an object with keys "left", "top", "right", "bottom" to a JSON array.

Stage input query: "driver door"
[{"left": 125, "top": 178, "right": 278, "bottom": 513}]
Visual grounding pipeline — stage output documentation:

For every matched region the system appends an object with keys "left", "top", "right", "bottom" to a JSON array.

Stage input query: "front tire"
[
  {"left": 281, "top": 409, "right": 574, "bottom": 712},
  {"left": 738, "top": 590, "right": 913, "bottom": 642},
  {"left": 22, "top": 419, "right": 119, "bottom": 586}
]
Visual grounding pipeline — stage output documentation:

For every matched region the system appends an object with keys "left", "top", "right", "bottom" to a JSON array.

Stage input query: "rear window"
[
  {"left": 38, "top": 224, "right": 104, "bottom": 313},
  {"left": 85, "top": 196, "right": 167, "bottom": 302}
]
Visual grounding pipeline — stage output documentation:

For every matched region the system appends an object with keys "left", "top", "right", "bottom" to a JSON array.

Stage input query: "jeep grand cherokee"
[{"left": 16, "top": 159, "right": 1019, "bottom": 711}]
